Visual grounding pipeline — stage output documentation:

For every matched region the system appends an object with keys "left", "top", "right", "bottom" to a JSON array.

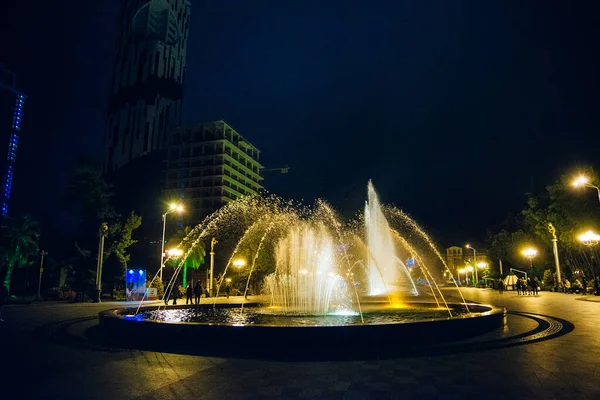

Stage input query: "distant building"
[
  {"left": 446, "top": 246, "right": 464, "bottom": 271},
  {"left": 164, "top": 121, "right": 264, "bottom": 224},
  {"left": 105, "top": 0, "right": 191, "bottom": 172},
  {"left": 0, "top": 65, "right": 26, "bottom": 217},
  {"left": 446, "top": 246, "right": 490, "bottom": 272}
]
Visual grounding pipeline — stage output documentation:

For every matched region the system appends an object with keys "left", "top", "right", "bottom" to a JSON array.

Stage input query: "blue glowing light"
[
  {"left": 129, "top": 269, "right": 134, "bottom": 274},
  {"left": 139, "top": 270, "right": 144, "bottom": 275}
]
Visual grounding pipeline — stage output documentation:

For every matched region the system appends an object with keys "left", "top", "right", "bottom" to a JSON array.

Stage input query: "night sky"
[{"left": 2, "top": 0, "right": 599, "bottom": 246}]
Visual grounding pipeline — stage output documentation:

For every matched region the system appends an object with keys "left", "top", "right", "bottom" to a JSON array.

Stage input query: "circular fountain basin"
[{"left": 99, "top": 302, "right": 505, "bottom": 356}]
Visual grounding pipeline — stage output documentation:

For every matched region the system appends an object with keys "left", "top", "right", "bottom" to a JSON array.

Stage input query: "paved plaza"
[{"left": 1, "top": 288, "right": 599, "bottom": 399}]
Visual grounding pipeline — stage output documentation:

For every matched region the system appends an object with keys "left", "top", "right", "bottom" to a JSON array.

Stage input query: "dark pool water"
[{"left": 136, "top": 306, "right": 472, "bottom": 326}]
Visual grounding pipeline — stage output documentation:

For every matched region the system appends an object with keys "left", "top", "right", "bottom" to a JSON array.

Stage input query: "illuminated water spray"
[{"left": 365, "top": 180, "right": 398, "bottom": 295}]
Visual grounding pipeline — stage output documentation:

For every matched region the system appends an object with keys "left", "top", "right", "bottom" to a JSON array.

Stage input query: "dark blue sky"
[{"left": 2, "top": 0, "right": 599, "bottom": 245}]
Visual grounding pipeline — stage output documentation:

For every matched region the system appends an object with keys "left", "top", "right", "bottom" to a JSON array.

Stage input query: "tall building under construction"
[{"left": 164, "top": 121, "right": 264, "bottom": 224}]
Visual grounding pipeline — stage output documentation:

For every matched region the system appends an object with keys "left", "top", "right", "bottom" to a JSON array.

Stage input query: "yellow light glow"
[
  {"left": 465, "top": 266, "right": 474, "bottom": 272},
  {"left": 522, "top": 248, "right": 538, "bottom": 258},
  {"left": 388, "top": 302, "right": 406, "bottom": 309},
  {"left": 477, "top": 262, "right": 488, "bottom": 269},
  {"left": 573, "top": 175, "right": 589, "bottom": 187},
  {"left": 169, "top": 203, "right": 184, "bottom": 212},
  {"left": 233, "top": 259, "right": 246, "bottom": 268},
  {"left": 579, "top": 230, "right": 600, "bottom": 244},
  {"left": 458, "top": 268, "right": 466, "bottom": 274},
  {"left": 267, "top": 305, "right": 282, "bottom": 309},
  {"left": 166, "top": 248, "right": 183, "bottom": 257},
  {"left": 465, "top": 244, "right": 471, "bottom": 249},
  {"left": 225, "top": 278, "right": 232, "bottom": 283}
]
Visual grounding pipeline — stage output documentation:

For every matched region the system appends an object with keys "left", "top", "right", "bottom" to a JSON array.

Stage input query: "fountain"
[{"left": 100, "top": 181, "right": 505, "bottom": 355}]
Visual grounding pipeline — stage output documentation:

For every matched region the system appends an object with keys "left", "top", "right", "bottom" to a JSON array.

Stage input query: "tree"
[
  {"left": 65, "top": 158, "right": 142, "bottom": 296},
  {"left": 166, "top": 226, "right": 206, "bottom": 286},
  {"left": 486, "top": 228, "right": 549, "bottom": 277},
  {"left": 66, "top": 157, "right": 117, "bottom": 223},
  {"left": 522, "top": 167, "right": 600, "bottom": 278},
  {"left": 109, "top": 212, "right": 142, "bottom": 276},
  {"left": 0, "top": 215, "right": 40, "bottom": 295}
]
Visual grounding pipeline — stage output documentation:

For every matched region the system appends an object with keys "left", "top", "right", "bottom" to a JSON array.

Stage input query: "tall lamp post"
[
  {"left": 209, "top": 238, "right": 218, "bottom": 296},
  {"left": 160, "top": 203, "right": 184, "bottom": 281},
  {"left": 572, "top": 175, "right": 600, "bottom": 203},
  {"left": 465, "top": 265, "right": 474, "bottom": 286},
  {"left": 548, "top": 223, "right": 562, "bottom": 288},
  {"left": 95, "top": 223, "right": 108, "bottom": 303},
  {"left": 578, "top": 230, "right": 600, "bottom": 295},
  {"left": 233, "top": 259, "right": 246, "bottom": 295},
  {"left": 458, "top": 268, "right": 466, "bottom": 286},
  {"left": 477, "top": 262, "right": 488, "bottom": 285},
  {"left": 37, "top": 250, "right": 48, "bottom": 300},
  {"left": 465, "top": 244, "right": 478, "bottom": 286}
]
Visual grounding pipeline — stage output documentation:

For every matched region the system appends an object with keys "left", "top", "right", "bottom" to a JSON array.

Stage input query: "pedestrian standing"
[
  {"left": 185, "top": 283, "right": 193, "bottom": 304},
  {"left": 194, "top": 282, "right": 202, "bottom": 304},
  {"left": 498, "top": 279, "right": 504, "bottom": 294},
  {"left": 516, "top": 280, "right": 522, "bottom": 295}
]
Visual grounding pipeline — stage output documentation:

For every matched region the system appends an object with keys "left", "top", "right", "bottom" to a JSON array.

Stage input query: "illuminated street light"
[
  {"left": 578, "top": 230, "right": 600, "bottom": 247},
  {"left": 160, "top": 203, "right": 184, "bottom": 280},
  {"left": 522, "top": 247, "right": 538, "bottom": 269},
  {"left": 578, "top": 230, "right": 600, "bottom": 295},
  {"left": 465, "top": 244, "right": 478, "bottom": 286},
  {"left": 465, "top": 265, "right": 474, "bottom": 286},
  {"left": 233, "top": 259, "right": 246, "bottom": 269},
  {"left": 166, "top": 248, "right": 183, "bottom": 257},
  {"left": 477, "top": 262, "right": 488, "bottom": 269},
  {"left": 572, "top": 175, "right": 600, "bottom": 203}
]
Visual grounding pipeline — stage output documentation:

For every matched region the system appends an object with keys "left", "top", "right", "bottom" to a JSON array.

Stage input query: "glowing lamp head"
[
  {"left": 477, "top": 262, "right": 488, "bottom": 269},
  {"left": 233, "top": 259, "right": 246, "bottom": 268},
  {"left": 522, "top": 248, "right": 538, "bottom": 259},
  {"left": 167, "top": 248, "right": 184, "bottom": 257},
  {"left": 465, "top": 244, "right": 471, "bottom": 249},
  {"left": 169, "top": 203, "right": 184, "bottom": 212},
  {"left": 579, "top": 230, "right": 600, "bottom": 245},
  {"left": 458, "top": 268, "right": 466, "bottom": 274},
  {"left": 225, "top": 278, "right": 232, "bottom": 283},
  {"left": 465, "top": 266, "right": 474, "bottom": 272},
  {"left": 573, "top": 176, "right": 589, "bottom": 187}
]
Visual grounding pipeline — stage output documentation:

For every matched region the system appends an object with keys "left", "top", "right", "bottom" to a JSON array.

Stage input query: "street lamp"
[
  {"left": 458, "top": 268, "right": 466, "bottom": 286},
  {"left": 166, "top": 248, "right": 183, "bottom": 257},
  {"left": 160, "top": 203, "right": 184, "bottom": 281},
  {"left": 522, "top": 247, "right": 538, "bottom": 269},
  {"left": 465, "top": 265, "right": 474, "bottom": 286},
  {"left": 37, "top": 250, "right": 48, "bottom": 300},
  {"left": 465, "top": 244, "right": 478, "bottom": 286},
  {"left": 572, "top": 175, "right": 600, "bottom": 203},
  {"left": 233, "top": 259, "right": 246, "bottom": 269},
  {"left": 578, "top": 230, "right": 600, "bottom": 295}
]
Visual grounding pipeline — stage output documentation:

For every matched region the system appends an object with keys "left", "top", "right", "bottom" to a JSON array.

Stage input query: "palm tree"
[
  {"left": 0, "top": 215, "right": 40, "bottom": 295},
  {"left": 166, "top": 226, "right": 206, "bottom": 287}
]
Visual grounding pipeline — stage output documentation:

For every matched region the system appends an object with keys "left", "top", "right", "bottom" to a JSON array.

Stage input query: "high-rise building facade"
[
  {"left": 0, "top": 65, "right": 26, "bottom": 217},
  {"left": 105, "top": 0, "right": 191, "bottom": 172},
  {"left": 164, "top": 121, "right": 264, "bottom": 224}
]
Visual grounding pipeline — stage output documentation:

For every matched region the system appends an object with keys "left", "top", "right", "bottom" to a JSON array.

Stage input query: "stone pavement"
[{"left": 0, "top": 289, "right": 599, "bottom": 399}]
